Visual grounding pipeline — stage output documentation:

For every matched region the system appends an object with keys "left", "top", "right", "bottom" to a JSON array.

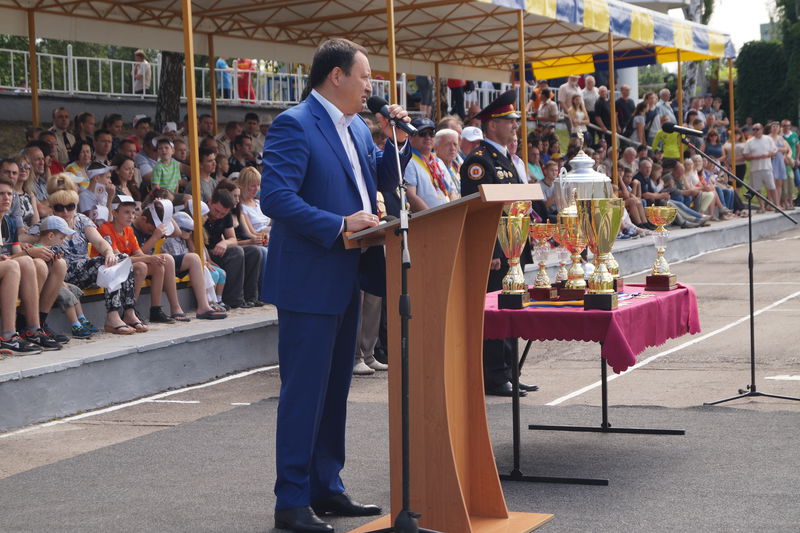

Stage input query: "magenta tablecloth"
[{"left": 484, "top": 284, "right": 701, "bottom": 374}]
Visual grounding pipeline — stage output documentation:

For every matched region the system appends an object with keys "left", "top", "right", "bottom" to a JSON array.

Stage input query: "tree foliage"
[{"left": 735, "top": 41, "right": 790, "bottom": 123}]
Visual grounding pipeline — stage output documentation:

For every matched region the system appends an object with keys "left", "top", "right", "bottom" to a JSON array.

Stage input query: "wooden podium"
[{"left": 346, "top": 185, "right": 552, "bottom": 533}]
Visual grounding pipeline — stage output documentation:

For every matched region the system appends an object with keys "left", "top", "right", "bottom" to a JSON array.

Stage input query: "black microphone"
[
  {"left": 662, "top": 122, "right": 704, "bottom": 137},
  {"left": 367, "top": 96, "right": 417, "bottom": 136}
]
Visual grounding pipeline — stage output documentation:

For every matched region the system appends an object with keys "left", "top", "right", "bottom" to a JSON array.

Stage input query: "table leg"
[
  {"left": 529, "top": 346, "right": 686, "bottom": 436},
  {"left": 499, "top": 338, "right": 608, "bottom": 486}
]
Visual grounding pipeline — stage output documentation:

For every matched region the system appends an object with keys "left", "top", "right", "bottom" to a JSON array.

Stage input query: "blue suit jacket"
[{"left": 261, "top": 94, "right": 410, "bottom": 315}]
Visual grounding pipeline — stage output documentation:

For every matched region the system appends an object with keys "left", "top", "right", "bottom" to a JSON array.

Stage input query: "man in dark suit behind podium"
[
  {"left": 460, "top": 90, "right": 538, "bottom": 398},
  {"left": 260, "top": 39, "right": 411, "bottom": 532}
]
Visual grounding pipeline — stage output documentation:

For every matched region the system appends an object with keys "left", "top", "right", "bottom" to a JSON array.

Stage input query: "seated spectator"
[
  {"left": 46, "top": 175, "right": 143, "bottom": 335},
  {"left": 0, "top": 240, "right": 27, "bottom": 355},
  {"left": 228, "top": 134, "right": 258, "bottom": 176},
  {"left": 160, "top": 211, "right": 227, "bottom": 319},
  {"left": 151, "top": 138, "right": 182, "bottom": 194},
  {"left": 434, "top": 129, "right": 461, "bottom": 194},
  {"left": 237, "top": 167, "right": 270, "bottom": 301},
  {"left": 117, "top": 139, "right": 143, "bottom": 187},
  {"left": 215, "top": 121, "right": 242, "bottom": 161},
  {"left": 197, "top": 148, "right": 218, "bottom": 203},
  {"left": 24, "top": 142, "right": 51, "bottom": 218},
  {"left": 199, "top": 135, "right": 219, "bottom": 155},
  {"left": 101, "top": 113, "right": 124, "bottom": 158},
  {"left": 135, "top": 131, "right": 160, "bottom": 191},
  {"left": 619, "top": 167, "right": 652, "bottom": 229},
  {"left": 65, "top": 139, "right": 93, "bottom": 189},
  {"left": 1, "top": 157, "right": 39, "bottom": 233},
  {"left": 73, "top": 112, "right": 96, "bottom": 149},
  {"left": 526, "top": 141, "right": 544, "bottom": 182},
  {"left": 204, "top": 187, "right": 262, "bottom": 308},
  {"left": 405, "top": 118, "right": 454, "bottom": 212},
  {"left": 537, "top": 88, "right": 558, "bottom": 127},
  {"left": 128, "top": 115, "right": 151, "bottom": 153},
  {"left": 93, "top": 129, "right": 114, "bottom": 166},
  {"left": 50, "top": 107, "right": 75, "bottom": 166},
  {"left": 0, "top": 178, "right": 64, "bottom": 351},
  {"left": 215, "top": 152, "right": 230, "bottom": 179},
  {"left": 618, "top": 146, "right": 638, "bottom": 176},
  {"left": 243, "top": 112, "right": 266, "bottom": 157},
  {"left": 704, "top": 130, "right": 724, "bottom": 162},
  {"left": 31, "top": 219, "right": 96, "bottom": 339},
  {"left": 79, "top": 162, "right": 114, "bottom": 221},
  {"left": 111, "top": 154, "right": 142, "bottom": 211},
  {"left": 538, "top": 161, "right": 559, "bottom": 221},
  {"left": 38, "top": 131, "right": 64, "bottom": 175}
]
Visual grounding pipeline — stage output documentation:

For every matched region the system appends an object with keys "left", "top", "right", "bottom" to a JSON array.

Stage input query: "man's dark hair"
[
  {"left": 156, "top": 137, "right": 173, "bottom": 148},
  {"left": 143, "top": 131, "right": 159, "bottom": 151},
  {"left": 210, "top": 187, "right": 234, "bottom": 209},
  {"left": 199, "top": 147, "right": 216, "bottom": 162},
  {"left": 199, "top": 113, "right": 212, "bottom": 121},
  {"left": 540, "top": 88, "right": 551, "bottom": 99},
  {"left": 39, "top": 130, "right": 56, "bottom": 142},
  {"left": 636, "top": 144, "right": 648, "bottom": 153},
  {"left": 94, "top": 128, "right": 113, "bottom": 140},
  {"left": 1, "top": 156, "right": 20, "bottom": 169},
  {"left": 244, "top": 112, "right": 259, "bottom": 122},
  {"left": 102, "top": 113, "right": 123, "bottom": 129},
  {"left": 119, "top": 138, "right": 137, "bottom": 150},
  {"left": 302, "top": 38, "right": 367, "bottom": 100},
  {"left": 232, "top": 134, "right": 251, "bottom": 151},
  {"left": 225, "top": 121, "right": 240, "bottom": 134}
]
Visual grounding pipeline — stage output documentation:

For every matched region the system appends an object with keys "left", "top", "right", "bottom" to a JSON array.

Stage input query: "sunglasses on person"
[
  {"left": 416, "top": 130, "right": 435, "bottom": 138},
  {"left": 53, "top": 203, "right": 77, "bottom": 212}
]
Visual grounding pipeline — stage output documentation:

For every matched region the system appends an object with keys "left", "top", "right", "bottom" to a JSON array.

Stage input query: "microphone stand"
[
  {"left": 680, "top": 137, "right": 799, "bottom": 406},
  {"left": 367, "top": 121, "right": 439, "bottom": 533}
]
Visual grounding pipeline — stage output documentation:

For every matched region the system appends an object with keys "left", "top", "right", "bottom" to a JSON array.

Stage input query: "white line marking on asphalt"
[
  {"left": 230, "top": 402, "right": 251, "bottom": 406},
  {"left": 765, "top": 375, "right": 800, "bottom": 381},
  {"left": 546, "top": 290, "right": 800, "bottom": 406},
  {"left": 147, "top": 400, "right": 200, "bottom": 404},
  {"left": 0, "top": 365, "right": 279, "bottom": 439}
]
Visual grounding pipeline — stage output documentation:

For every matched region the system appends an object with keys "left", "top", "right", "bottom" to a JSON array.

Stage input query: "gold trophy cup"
[
  {"left": 644, "top": 205, "right": 679, "bottom": 291},
  {"left": 529, "top": 222, "right": 559, "bottom": 301},
  {"left": 557, "top": 206, "right": 589, "bottom": 301},
  {"left": 497, "top": 211, "right": 532, "bottom": 309},
  {"left": 550, "top": 227, "right": 571, "bottom": 288},
  {"left": 577, "top": 198, "right": 624, "bottom": 310}
]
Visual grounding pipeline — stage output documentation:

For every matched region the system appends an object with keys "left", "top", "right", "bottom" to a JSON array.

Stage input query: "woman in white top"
[
  {"left": 567, "top": 94, "right": 590, "bottom": 145},
  {"left": 236, "top": 167, "right": 270, "bottom": 301}
]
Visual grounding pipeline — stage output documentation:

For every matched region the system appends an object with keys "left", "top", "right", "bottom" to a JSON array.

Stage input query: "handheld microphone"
[
  {"left": 367, "top": 96, "right": 417, "bottom": 136},
  {"left": 662, "top": 122, "right": 704, "bottom": 137}
]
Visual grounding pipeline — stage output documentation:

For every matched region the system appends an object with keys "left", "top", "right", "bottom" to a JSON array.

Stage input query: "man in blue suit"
[{"left": 261, "top": 38, "right": 411, "bottom": 532}]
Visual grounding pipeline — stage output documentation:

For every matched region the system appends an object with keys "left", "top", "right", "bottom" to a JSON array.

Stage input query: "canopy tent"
[{"left": 0, "top": 0, "right": 736, "bottom": 258}]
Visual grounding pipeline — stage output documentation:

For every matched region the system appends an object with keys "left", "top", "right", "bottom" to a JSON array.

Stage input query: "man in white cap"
[{"left": 459, "top": 126, "right": 483, "bottom": 161}]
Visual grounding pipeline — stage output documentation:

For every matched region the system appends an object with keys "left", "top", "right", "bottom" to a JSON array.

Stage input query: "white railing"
[{"left": 0, "top": 46, "right": 407, "bottom": 110}]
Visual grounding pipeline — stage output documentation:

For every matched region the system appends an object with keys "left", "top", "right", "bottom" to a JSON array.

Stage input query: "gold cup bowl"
[
  {"left": 496, "top": 213, "right": 531, "bottom": 309},
  {"left": 557, "top": 211, "right": 587, "bottom": 292},
  {"left": 529, "top": 222, "right": 558, "bottom": 288},
  {"left": 577, "top": 198, "right": 624, "bottom": 310}
]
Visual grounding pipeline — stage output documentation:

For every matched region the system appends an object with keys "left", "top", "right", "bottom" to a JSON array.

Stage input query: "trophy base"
[
  {"left": 584, "top": 292, "right": 619, "bottom": 311},
  {"left": 498, "top": 292, "right": 531, "bottom": 310},
  {"left": 614, "top": 278, "right": 624, "bottom": 292},
  {"left": 529, "top": 286, "right": 559, "bottom": 301},
  {"left": 645, "top": 274, "right": 677, "bottom": 291},
  {"left": 558, "top": 287, "right": 586, "bottom": 301}
]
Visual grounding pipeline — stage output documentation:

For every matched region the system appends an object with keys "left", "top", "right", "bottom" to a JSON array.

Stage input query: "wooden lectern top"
[{"left": 343, "top": 184, "right": 543, "bottom": 250}]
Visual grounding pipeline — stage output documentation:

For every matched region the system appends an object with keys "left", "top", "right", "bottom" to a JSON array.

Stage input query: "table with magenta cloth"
[
  {"left": 484, "top": 283, "right": 702, "bottom": 486},
  {"left": 484, "top": 283, "right": 701, "bottom": 373}
]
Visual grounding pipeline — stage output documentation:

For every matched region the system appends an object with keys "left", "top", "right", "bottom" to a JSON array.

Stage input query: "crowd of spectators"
[{"left": 0, "top": 107, "right": 282, "bottom": 357}]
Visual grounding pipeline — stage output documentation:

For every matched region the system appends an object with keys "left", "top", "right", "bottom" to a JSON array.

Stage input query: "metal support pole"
[
  {"left": 607, "top": 33, "right": 618, "bottom": 187},
  {"left": 434, "top": 62, "right": 441, "bottom": 123},
  {"left": 27, "top": 10, "right": 39, "bottom": 126},
  {"left": 181, "top": 0, "right": 205, "bottom": 264},
  {"left": 207, "top": 34, "right": 218, "bottom": 136},
  {"left": 517, "top": 10, "right": 528, "bottom": 169},
  {"left": 728, "top": 58, "right": 735, "bottom": 163},
  {"left": 386, "top": 0, "right": 398, "bottom": 104},
  {"left": 677, "top": 51, "right": 683, "bottom": 126}
]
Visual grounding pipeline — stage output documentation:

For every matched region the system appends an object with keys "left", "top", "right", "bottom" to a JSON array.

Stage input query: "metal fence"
[{"left": 0, "top": 46, "right": 405, "bottom": 110}]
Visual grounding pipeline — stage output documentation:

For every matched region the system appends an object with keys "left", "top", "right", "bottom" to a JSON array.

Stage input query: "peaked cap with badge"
[{"left": 460, "top": 90, "right": 522, "bottom": 198}]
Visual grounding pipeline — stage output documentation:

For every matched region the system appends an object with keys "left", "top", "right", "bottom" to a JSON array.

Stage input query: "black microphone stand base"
[
  {"left": 704, "top": 387, "right": 800, "bottom": 406},
  {"left": 366, "top": 510, "right": 439, "bottom": 533}
]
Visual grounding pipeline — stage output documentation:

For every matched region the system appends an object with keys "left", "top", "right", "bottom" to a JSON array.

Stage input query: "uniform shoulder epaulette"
[{"left": 473, "top": 149, "right": 484, "bottom": 156}]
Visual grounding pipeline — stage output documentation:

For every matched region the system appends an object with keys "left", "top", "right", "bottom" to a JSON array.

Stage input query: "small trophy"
[
  {"left": 557, "top": 204, "right": 588, "bottom": 301},
  {"left": 578, "top": 198, "right": 624, "bottom": 311},
  {"left": 550, "top": 228, "right": 570, "bottom": 288},
  {"left": 497, "top": 209, "right": 532, "bottom": 309},
  {"left": 606, "top": 251, "right": 624, "bottom": 292},
  {"left": 644, "top": 206, "right": 679, "bottom": 291},
  {"left": 529, "top": 222, "right": 559, "bottom": 301}
]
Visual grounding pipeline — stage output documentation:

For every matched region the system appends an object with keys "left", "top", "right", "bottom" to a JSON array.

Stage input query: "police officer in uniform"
[{"left": 460, "top": 90, "right": 538, "bottom": 397}]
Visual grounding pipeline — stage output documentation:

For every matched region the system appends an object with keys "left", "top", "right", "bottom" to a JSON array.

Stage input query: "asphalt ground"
[{"left": 1, "top": 226, "right": 799, "bottom": 532}]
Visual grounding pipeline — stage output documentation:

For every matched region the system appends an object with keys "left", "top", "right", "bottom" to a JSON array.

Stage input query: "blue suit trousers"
[{"left": 274, "top": 285, "right": 361, "bottom": 510}]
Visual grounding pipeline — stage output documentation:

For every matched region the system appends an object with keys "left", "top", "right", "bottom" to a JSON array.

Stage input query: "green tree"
[{"left": 735, "top": 41, "right": 789, "bottom": 123}]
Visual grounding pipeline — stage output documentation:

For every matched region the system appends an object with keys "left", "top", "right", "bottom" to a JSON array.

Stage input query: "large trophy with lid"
[{"left": 578, "top": 198, "right": 624, "bottom": 310}]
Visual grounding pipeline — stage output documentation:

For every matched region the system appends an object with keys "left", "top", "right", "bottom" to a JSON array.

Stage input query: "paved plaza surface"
[{"left": 1, "top": 227, "right": 799, "bottom": 532}]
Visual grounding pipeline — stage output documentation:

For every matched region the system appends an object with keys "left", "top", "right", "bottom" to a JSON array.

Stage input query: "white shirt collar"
[
  {"left": 484, "top": 138, "right": 508, "bottom": 157},
  {"left": 312, "top": 89, "right": 356, "bottom": 129}
]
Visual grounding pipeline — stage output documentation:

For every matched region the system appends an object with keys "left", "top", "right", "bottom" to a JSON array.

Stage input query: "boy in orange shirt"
[{"left": 95, "top": 195, "right": 187, "bottom": 323}]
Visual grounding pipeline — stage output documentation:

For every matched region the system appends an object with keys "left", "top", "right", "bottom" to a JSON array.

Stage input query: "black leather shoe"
[
  {"left": 518, "top": 381, "right": 539, "bottom": 392},
  {"left": 485, "top": 382, "right": 527, "bottom": 397},
  {"left": 311, "top": 492, "right": 381, "bottom": 517},
  {"left": 274, "top": 506, "right": 333, "bottom": 532}
]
